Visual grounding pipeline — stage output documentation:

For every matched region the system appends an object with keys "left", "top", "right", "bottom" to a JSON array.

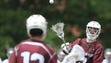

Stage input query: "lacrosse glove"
[{"left": 61, "top": 42, "right": 71, "bottom": 55}]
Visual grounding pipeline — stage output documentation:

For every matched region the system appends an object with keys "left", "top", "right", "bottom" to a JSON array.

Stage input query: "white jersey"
[
  {"left": 102, "top": 59, "right": 111, "bottom": 63},
  {"left": 2, "top": 59, "right": 8, "bottom": 63}
]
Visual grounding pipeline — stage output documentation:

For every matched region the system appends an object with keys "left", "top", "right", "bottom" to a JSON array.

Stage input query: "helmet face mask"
[
  {"left": 26, "top": 14, "right": 47, "bottom": 40},
  {"left": 104, "top": 49, "right": 111, "bottom": 61},
  {"left": 88, "top": 27, "right": 99, "bottom": 35},
  {"left": 86, "top": 21, "right": 101, "bottom": 41}
]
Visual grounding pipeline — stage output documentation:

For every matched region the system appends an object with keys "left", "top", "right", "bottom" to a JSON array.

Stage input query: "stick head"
[{"left": 51, "top": 22, "right": 65, "bottom": 39}]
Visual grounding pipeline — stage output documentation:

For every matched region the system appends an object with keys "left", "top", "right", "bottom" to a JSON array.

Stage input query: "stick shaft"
[{"left": 61, "top": 37, "right": 70, "bottom": 53}]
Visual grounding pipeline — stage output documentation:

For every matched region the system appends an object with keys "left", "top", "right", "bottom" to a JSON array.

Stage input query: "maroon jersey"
[
  {"left": 70, "top": 38, "right": 104, "bottom": 63},
  {"left": 9, "top": 39, "right": 57, "bottom": 63}
]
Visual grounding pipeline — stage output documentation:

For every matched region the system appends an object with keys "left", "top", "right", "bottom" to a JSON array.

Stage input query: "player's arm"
[
  {"left": 9, "top": 47, "right": 18, "bottom": 63},
  {"left": 49, "top": 52, "right": 57, "bottom": 63},
  {"left": 9, "top": 51, "right": 16, "bottom": 63},
  {"left": 93, "top": 46, "right": 104, "bottom": 63},
  {"left": 61, "top": 38, "right": 81, "bottom": 54},
  {"left": 70, "top": 38, "right": 81, "bottom": 47}
]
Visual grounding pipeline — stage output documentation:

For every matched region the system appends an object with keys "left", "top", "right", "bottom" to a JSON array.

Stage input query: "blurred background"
[{"left": 0, "top": 0, "right": 111, "bottom": 59}]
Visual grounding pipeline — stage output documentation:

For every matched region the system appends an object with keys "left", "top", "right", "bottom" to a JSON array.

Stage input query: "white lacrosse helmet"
[
  {"left": 86, "top": 21, "right": 101, "bottom": 41},
  {"left": 26, "top": 14, "right": 47, "bottom": 39},
  {"left": 104, "top": 48, "right": 111, "bottom": 60}
]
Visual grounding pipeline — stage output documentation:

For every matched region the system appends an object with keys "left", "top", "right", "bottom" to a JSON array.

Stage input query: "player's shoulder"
[
  {"left": 14, "top": 39, "right": 29, "bottom": 49},
  {"left": 19, "top": 39, "right": 52, "bottom": 50},
  {"left": 95, "top": 40, "right": 103, "bottom": 46},
  {"left": 94, "top": 40, "right": 103, "bottom": 49}
]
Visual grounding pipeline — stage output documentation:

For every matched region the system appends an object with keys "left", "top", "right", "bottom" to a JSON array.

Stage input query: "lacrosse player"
[
  {"left": 102, "top": 48, "right": 111, "bottom": 63},
  {"left": 9, "top": 14, "right": 57, "bottom": 63},
  {"left": 61, "top": 21, "right": 104, "bottom": 63}
]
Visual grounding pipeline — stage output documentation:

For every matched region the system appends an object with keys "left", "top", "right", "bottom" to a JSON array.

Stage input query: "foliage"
[{"left": 0, "top": 10, "right": 30, "bottom": 59}]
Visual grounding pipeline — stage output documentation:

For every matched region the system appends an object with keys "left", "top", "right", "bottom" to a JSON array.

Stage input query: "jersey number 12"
[{"left": 21, "top": 51, "right": 45, "bottom": 63}]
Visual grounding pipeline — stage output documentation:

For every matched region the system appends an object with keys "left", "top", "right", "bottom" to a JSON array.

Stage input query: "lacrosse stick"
[
  {"left": 51, "top": 23, "right": 65, "bottom": 43},
  {"left": 51, "top": 22, "right": 70, "bottom": 53}
]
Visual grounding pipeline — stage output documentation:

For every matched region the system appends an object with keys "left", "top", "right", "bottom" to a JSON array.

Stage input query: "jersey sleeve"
[
  {"left": 9, "top": 46, "right": 18, "bottom": 63},
  {"left": 49, "top": 52, "right": 57, "bottom": 63},
  {"left": 46, "top": 45, "right": 57, "bottom": 63},
  {"left": 93, "top": 45, "right": 104, "bottom": 63},
  {"left": 70, "top": 38, "right": 81, "bottom": 48}
]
